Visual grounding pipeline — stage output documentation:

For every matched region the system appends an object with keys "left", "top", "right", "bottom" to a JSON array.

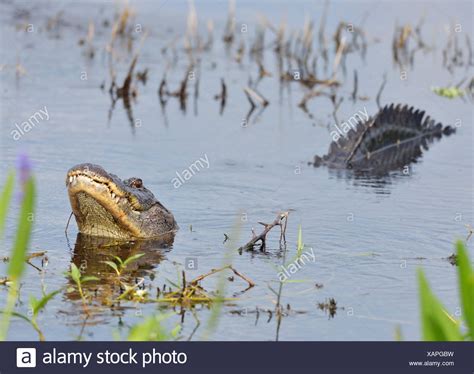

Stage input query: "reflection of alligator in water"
[
  {"left": 66, "top": 233, "right": 173, "bottom": 303},
  {"left": 312, "top": 104, "right": 455, "bottom": 174},
  {"left": 66, "top": 163, "right": 178, "bottom": 239}
]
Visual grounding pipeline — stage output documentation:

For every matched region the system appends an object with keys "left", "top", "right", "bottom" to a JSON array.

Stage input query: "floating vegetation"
[
  {"left": 446, "top": 254, "right": 458, "bottom": 266},
  {"left": 157, "top": 266, "right": 254, "bottom": 308},
  {"left": 317, "top": 297, "right": 338, "bottom": 319},
  {"left": 431, "top": 86, "right": 465, "bottom": 99}
]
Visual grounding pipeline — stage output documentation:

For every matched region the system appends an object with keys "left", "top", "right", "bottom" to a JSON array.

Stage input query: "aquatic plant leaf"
[
  {"left": 30, "top": 290, "right": 61, "bottom": 318},
  {"left": 112, "top": 256, "right": 124, "bottom": 266},
  {"left": 418, "top": 269, "right": 463, "bottom": 341},
  {"left": 0, "top": 172, "right": 14, "bottom": 239},
  {"left": 81, "top": 276, "right": 99, "bottom": 283},
  {"left": 7, "top": 178, "right": 35, "bottom": 281},
  {"left": 456, "top": 241, "right": 474, "bottom": 340},
  {"left": 103, "top": 260, "right": 119, "bottom": 274},
  {"left": 122, "top": 253, "right": 145, "bottom": 267},
  {"left": 70, "top": 263, "right": 81, "bottom": 285}
]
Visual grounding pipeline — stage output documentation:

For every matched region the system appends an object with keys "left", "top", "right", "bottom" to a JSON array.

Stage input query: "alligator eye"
[{"left": 131, "top": 178, "right": 143, "bottom": 188}]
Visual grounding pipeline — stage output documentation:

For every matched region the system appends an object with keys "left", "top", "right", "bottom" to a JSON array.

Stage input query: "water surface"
[{"left": 0, "top": 0, "right": 472, "bottom": 340}]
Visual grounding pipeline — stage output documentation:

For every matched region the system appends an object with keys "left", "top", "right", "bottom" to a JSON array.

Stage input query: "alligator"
[
  {"left": 312, "top": 104, "right": 455, "bottom": 173},
  {"left": 66, "top": 163, "right": 178, "bottom": 239}
]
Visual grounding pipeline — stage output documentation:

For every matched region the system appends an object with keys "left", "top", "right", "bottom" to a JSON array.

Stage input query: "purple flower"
[{"left": 16, "top": 153, "right": 32, "bottom": 200}]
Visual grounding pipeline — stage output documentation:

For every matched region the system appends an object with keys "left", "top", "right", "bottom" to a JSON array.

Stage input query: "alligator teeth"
[
  {"left": 69, "top": 176, "right": 73, "bottom": 183},
  {"left": 115, "top": 197, "right": 120, "bottom": 203},
  {"left": 111, "top": 192, "right": 116, "bottom": 199}
]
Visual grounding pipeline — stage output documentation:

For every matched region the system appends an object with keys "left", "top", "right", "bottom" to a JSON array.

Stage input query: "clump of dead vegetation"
[
  {"left": 391, "top": 18, "right": 432, "bottom": 70},
  {"left": 442, "top": 24, "right": 473, "bottom": 74},
  {"left": 103, "top": 3, "right": 149, "bottom": 131},
  {"left": 317, "top": 297, "right": 338, "bottom": 319},
  {"left": 157, "top": 266, "right": 254, "bottom": 309}
]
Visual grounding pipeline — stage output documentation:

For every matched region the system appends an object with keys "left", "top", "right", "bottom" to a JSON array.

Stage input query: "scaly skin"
[
  {"left": 66, "top": 163, "right": 178, "bottom": 239},
  {"left": 313, "top": 104, "right": 455, "bottom": 173}
]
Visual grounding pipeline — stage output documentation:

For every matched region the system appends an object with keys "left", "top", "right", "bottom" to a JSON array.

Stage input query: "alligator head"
[
  {"left": 66, "top": 163, "right": 178, "bottom": 239},
  {"left": 312, "top": 104, "right": 455, "bottom": 174}
]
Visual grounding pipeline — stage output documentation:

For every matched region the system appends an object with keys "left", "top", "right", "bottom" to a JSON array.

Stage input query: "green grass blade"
[
  {"left": 7, "top": 178, "right": 35, "bottom": 281},
  {"left": 456, "top": 241, "right": 474, "bottom": 340},
  {"left": 297, "top": 225, "right": 303, "bottom": 257},
  {"left": 418, "top": 269, "right": 463, "bottom": 341},
  {"left": 0, "top": 172, "right": 14, "bottom": 239}
]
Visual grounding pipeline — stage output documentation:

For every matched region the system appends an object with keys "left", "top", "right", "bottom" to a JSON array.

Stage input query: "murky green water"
[{"left": 0, "top": 0, "right": 472, "bottom": 340}]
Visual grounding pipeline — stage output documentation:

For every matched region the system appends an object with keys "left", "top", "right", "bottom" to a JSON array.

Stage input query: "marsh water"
[{"left": 0, "top": 0, "right": 472, "bottom": 341}]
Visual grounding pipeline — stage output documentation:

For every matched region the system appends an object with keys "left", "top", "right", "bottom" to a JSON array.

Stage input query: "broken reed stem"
[
  {"left": 238, "top": 212, "right": 289, "bottom": 252},
  {"left": 331, "top": 36, "right": 345, "bottom": 79},
  {"left": 244, "top": 86, "right": 269, "bottom": 107},
  {"left": 190, "top": 265, "right": 255, "bottom": 288}
]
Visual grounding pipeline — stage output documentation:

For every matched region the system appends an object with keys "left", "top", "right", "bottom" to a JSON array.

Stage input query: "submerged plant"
[{"left": 418, "top": 241, "right": 473, "bottom": 341}]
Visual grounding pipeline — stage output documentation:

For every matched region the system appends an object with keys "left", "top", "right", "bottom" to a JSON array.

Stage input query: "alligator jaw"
[
  {"left": 66, "top": 163, "right": 178, "bottom": 239},
  {"left": 66, "top": 169, "right": 143, "bottom": 239}
]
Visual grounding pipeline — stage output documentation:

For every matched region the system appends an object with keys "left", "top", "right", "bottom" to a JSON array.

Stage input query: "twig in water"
[
  {"left": 376, "top": 73, "right": 387, "bottom": 109},
  {"left": 465, "top": 224, "right": 473, "bottom": 242},
  {"left": 65, "top": 211, "right": 73, "bottom": 233},
  {"left": 238, "top": 212, "right": 289, "bottom": 252},
  {"left": 351, "top": 70, "right": 358, "bottom": 102},
  {"left": 331, "top": 92, "right": 343, "bottom": 126}
]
